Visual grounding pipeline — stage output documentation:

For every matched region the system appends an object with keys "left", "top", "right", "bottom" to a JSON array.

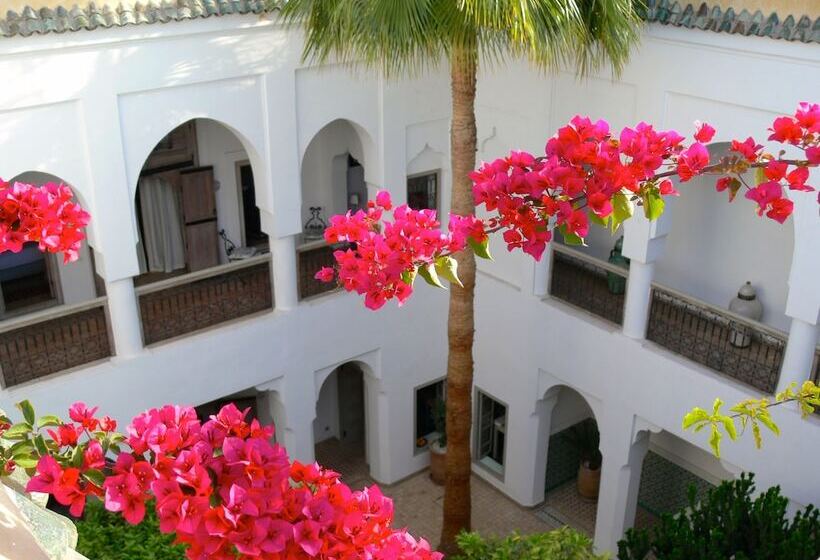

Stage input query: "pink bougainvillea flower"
[
  {"left": 314, "top": 267, "right": 335, "bottom": 283},
  {"left": 694, "top": 121, "right": 716, "bottom": 143}
]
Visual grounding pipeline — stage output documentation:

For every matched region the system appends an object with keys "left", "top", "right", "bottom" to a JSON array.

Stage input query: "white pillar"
[
  {"left": 105, "top": 277, "right": 143, "bottom": 358},
  {"left": 521, "top": 394, "right": 558, "bottom": 505},
  {"left": 777, "top": 318, "right": 819, "bottom": 393},
  {"left": 595, "top": 411, "right": 649, "bottom": 553},
  {"left": 271, "top": 235, "right": 299, "bottom": 310},
  {"left": 622, "top": 260, "right": 655, "bottom": 339},
  {"left": 532, "top": 245, "right": 553, "bottom": 298}
]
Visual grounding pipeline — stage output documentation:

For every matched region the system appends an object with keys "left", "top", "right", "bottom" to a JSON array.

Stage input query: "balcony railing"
[
  {"left": 0, "top": 298, "right": 112, "bottom": 388},
  {"left": 297, "top": 240, "right": 346, "bottom": 300},
  {"left": 136, "top": 255, "right": 273, "bottom": 345},
  {"left": 549, "top": 245, "right": 628, "bottom": 325},
  {"left": 646, "top": 285, "right": 786, "bottom": 393}
]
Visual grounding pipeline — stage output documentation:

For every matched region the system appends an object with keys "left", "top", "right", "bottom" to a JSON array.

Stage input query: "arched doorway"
[
  {"left": 313, "top": 362, "right": 368, "bottom": 482},
  {"left": 538, "top": 385, "right": 601, "bottom": 537},
  {"left": 133, "top": 118, "right": 268, "bottom": 286},
  {"left": 297, "top": 119, "right": 369, "bottom": 300}
]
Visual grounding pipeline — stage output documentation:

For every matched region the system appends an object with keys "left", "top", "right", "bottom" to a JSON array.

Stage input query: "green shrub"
[
  {"left": 618, "top": 473, "right": 820, "bottom": 560},
  {"left": 75, "top": 499, "right": 186, "bottom": 560},
  {"left": 454, "top": 526, "right": 607, "bottom": 559}
]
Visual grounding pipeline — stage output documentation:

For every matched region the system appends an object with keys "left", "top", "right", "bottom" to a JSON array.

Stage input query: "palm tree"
[{"left": 278, "top": 1, "right": 641, "bottom": 553}]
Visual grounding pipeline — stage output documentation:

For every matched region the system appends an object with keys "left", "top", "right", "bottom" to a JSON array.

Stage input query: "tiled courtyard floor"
[
  {"left": 316, "top": 438, "right": 659, "bottom": 547},
  {"left": 315, "top": 439, "right": 559, "bottom": 546}
]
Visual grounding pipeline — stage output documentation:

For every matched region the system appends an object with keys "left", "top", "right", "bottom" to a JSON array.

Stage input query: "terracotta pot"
[
  {"left": 577, "top": 461, "right": 601, "bottom": 500},
  {"left": 429, "top": 440, "right": 446, "bottom": 485}
]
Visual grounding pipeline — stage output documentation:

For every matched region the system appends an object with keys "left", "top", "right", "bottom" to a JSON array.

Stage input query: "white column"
[
  {"left": 105, "top": 277, "right": 143, "bottom": 358},
  {"left": 521, "top": 394, "right": 558, "bottom": 505},
  {"left": 532, "top": 245, "right": 553, "bottom": 298},
  {"left": 595, "top": 411, "right": 649, "bottom": 553},
  {"left": 777, "top": 318, "right": 819, "bottom": 393},
  {"left": 622, "top": 260, "right": 655, "bottom": 339},
  {"left": 271, "top": 235, "right": 299, "bottom": 310}
]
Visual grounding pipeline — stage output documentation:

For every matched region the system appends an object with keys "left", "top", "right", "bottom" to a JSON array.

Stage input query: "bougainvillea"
[
  {"left": 316, "top": 103, "right": 818, "bottom": 309},
  {"left": 0, "top": 401, "right": 441, "bottom": 560},
  {"left": 0, "top": 179, "right": 90, "bottom": 263}
]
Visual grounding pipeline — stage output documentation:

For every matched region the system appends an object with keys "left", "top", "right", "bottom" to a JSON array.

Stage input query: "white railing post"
[
  {"left": 622, "top": 260, "right": 655, "bottom": 339},
  {"left": 533, "top": 244, "right": 552, "bottom": 297},
  {"left": 778, "top": 318, "right": 819, "bottom": 393},
  {"left": 105, "top": 277, "right": 143, "bottom": 359}
]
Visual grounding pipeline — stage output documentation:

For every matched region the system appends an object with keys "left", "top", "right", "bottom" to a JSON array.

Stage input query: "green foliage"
[
  {"left": 565, "top": 419, "right": 602, "bottom": 470},
  {"left": 454, "top": 527, "right": 606, "bottom": 560},
  {"left": 617, "top": 473, "right": 820, "bottom": 560},
  {"left": 684, "top": 380, "right": 820, "bottom": 456},
  {"left": 75, "top": 499, "right": 186, "bottom": 560},
  {"left": 277, "top": 0, "right": 641, "bottom": 78}
]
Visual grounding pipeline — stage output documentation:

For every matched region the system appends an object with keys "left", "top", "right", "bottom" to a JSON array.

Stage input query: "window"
[
  {"left": 0, "top": 242, "right": 59, "bottom": 317},
  {"left": 415, "top": 379, "right": 445, "bottom": 452},
  {"left": 476, "top": 391, "right": 507, "bottom": 474},
  {"left": 407, "top": 172, "right": 438, "bottom": 211}
]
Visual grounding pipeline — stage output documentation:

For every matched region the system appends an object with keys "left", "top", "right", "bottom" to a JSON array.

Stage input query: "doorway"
[
  {"left": 237, "top": 162, "right": 268, "bottom": 249},
  {"left": 314, "top": 363, "right": 368, "bottom": 484}
]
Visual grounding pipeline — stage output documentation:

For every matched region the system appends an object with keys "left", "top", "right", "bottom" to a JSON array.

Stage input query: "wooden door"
[{"left": 179, "top": 167, "right": 219, "bottom": 271}]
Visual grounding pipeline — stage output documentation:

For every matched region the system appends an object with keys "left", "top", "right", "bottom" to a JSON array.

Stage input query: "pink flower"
[
  {"left": 375, "top": 190, "right": 392, "bottom": 210},
  {"left": 694, "top": 121, "right": 715, "bottom": 143},
  {"left": 766, "top": 198, "right": 794, "bottom": 223},
  {"left": 26, "top": 455, "right": 63, "bottom": 494},
  {"left": 314, "top": 267, "right": 335, "bottom": 283},
  {"left": 730, "top": 137, "right": 762, "bottom": 162},
  {"left": 745, "top": 181, "right": 783, "bottom": 215},
  {"left": 768, "top": 116, "right": 803, "bottom": 144},
  {"left": 69, "top": 402, "right": 99, "bottom": 430},
  {"left": 677, "top": 143, "right": 709, "bottom": 181}
]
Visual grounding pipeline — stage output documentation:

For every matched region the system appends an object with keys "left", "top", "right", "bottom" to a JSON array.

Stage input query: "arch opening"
[
  {"left": 133, "top": 118, "right": 269, "bottom": 286},
  {"left": 0, "top": 171, "right": 100, "bottom": 319},
  {"left": 314, "top": 362, "right": 368, "bottom": 480}
]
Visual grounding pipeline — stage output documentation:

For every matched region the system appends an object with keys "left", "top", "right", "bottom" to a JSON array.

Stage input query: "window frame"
[{"left": 473, "top": 388, "right": 508, "bottom": 480}]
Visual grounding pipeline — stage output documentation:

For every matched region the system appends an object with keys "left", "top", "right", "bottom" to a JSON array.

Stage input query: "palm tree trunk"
[{"left": 439, "top": 42, "right": 478, "bottom": 556}]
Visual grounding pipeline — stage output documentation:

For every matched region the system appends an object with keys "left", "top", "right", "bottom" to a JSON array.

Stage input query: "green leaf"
[
  {"left": 400, "top": 267, "right": 417, "bottom": 286},
  {"left": 467, "top": 236, "right": 492, "bottom": 260},
  {"left": 757, "top": 413, "right": 780, "bottom": 436},
  {"left": 589, "top": 212, "right": 609, "bottom": 228},
  {"left": 12, "top": 454, "right": 38, "bottom": 469},
  {"left": 719, "top": 415, "right": 737, "bottom": 441},
  {"left": 16, "top": 400, "right": 35, "bottom": 426},
  {"left": 709, "top": 423, "right": 722, "bottom": 458},
  {"left": 36, "top": 415, "right": 62, "bottom": 429},
  {"left": 724, "top": 177, "right": 742, "bottom": 202},
  {"left": 3, "top": 422, "right": 33, "bottom": 440},
  {"left": 82, "top": 468, "right": 106, "bottom": 487},
  {"left": 9, "top": 440, "right": 35, "bottom": 457},
  {"left": 754, "top": 167, "right": 767, "bottom": 186},
  {"left": 417, "top": 263, "right": 444, "bottom": 289},
  {"left": 682, "top": 408, "right": 709, "bottom": 430},
  {"left": 711, "top": 398, "right": 724, "bottom": 416},
  {"left": 558, "top": 224, "right": 585, "bottom": 246},
  {"left": 642, "top": 190, "right": 665, "bottom": 220},
  {"left": 434, "top": 256, "right": 462, "bottom": 288},
  {"left": 70, "top": 446, "right": 85, "bottom": 469},
  {"left": 611, "top": 192, "right": 634, "bottom": 231},
  {"left": 33, "top": 434, "right": 49, "bottom": 456}
]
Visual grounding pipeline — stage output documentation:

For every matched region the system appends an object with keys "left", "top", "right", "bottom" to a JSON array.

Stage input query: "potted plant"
[
  {"left": 429, "top": 397, "right": 447, "bottom": 485},
  {"left": 567, "top": 420, "right": 602, "bottom": 500}
]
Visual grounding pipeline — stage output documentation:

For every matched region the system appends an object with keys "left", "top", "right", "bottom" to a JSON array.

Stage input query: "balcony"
[
  {"left": 0, "top": 298, "right": 112, "bottom": 387},
  {"left": 297, "top": 240, "right": 346, "bottom": 300},
  {"left": 549, "top": 246, "right": 628, "bottom": 326},
  {"left": 136, "top": 255, "right": 273, "bottom": 345},
  {"left": 646, "top": 285, "right": 786, "bottom": 394}
]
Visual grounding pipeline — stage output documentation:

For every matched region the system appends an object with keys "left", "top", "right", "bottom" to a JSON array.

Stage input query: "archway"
[
  {"left": 313, "top": 362, "right": 368, "bottom": 482},
  {"left": 0, "top": 171, "right": 98, "bottom": 318},
  {"left": 537, "top": 385, "right": 602, "bottom": 537},
  {"left": 297, "top": 119, "right": 370, "bottom": 299},
  {"left": 133, "top": 118, "right": 268, "bottom": 286}
]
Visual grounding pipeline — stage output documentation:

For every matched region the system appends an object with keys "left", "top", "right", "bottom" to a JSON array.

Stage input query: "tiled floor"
[{"left": 315, "top": 438, "right": 559, "bottom": 547}]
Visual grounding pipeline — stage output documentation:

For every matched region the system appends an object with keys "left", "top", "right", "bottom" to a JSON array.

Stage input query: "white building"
[{"left": 0, "top": 1, "right": 818, "bottom": 553}]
